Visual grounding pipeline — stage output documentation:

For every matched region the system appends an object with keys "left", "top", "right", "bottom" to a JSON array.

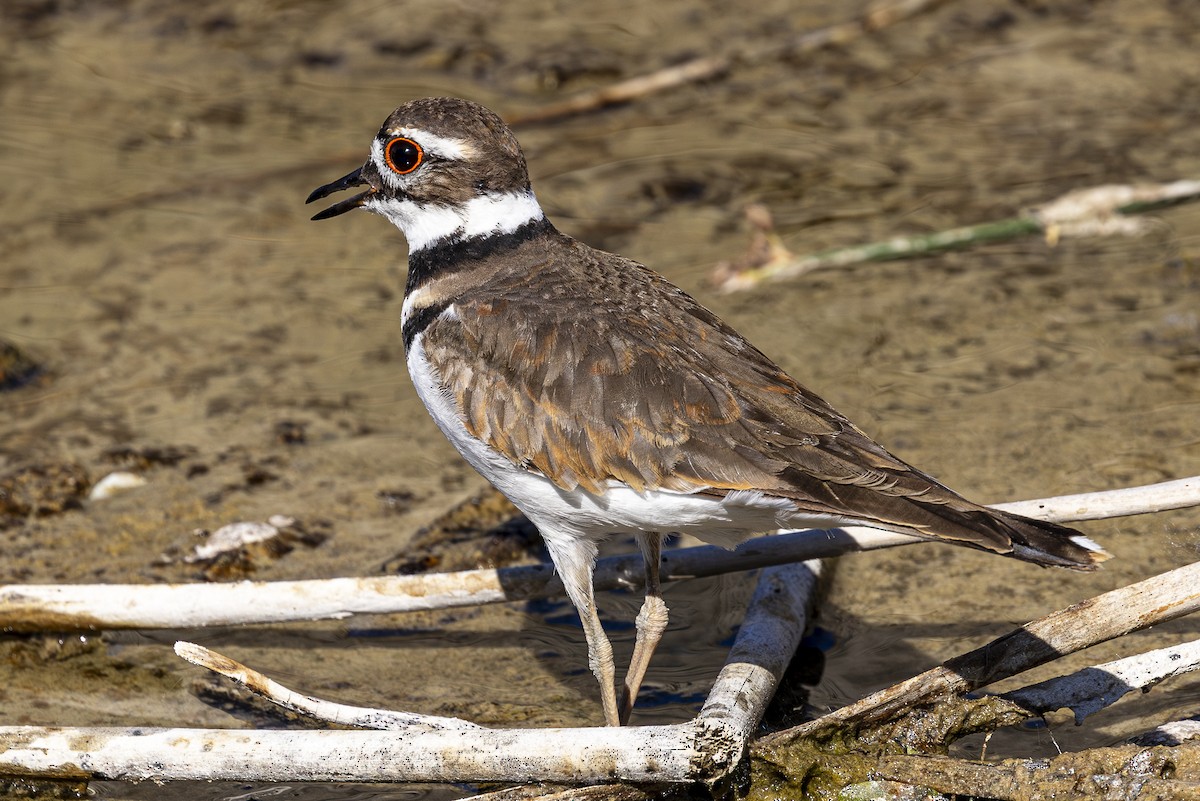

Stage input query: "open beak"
[{"left": 306, "top": 166, "right": 374, "bottom": 220}]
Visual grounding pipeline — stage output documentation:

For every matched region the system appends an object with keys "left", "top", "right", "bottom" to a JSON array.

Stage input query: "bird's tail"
[
  {"left": 772, "top": 458, "right": 1110, "bottom": 570},
  {"left": 985, "top": 508, "right": 1109, "bottom": 571},
  {"left": 891, "top": 494, "right": 1111, "bottom": 571},
  {"left": 836, "top": 478, "right": 1112, "bottom": 570}
]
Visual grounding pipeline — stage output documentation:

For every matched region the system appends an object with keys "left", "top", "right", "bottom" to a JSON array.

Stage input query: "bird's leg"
[
  {"left": 542, "top": 532, "right": 620, "bottom": 726},
  {"left": 619, "top": 532, "right": 668, "bottom": 724},
  {"left": 576, "top": 583, "right": 620, "bottom": 726}
]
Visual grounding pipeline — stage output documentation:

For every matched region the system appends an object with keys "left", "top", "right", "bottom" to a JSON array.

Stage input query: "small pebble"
[{"left": 87, "top": 471, "right": 147, "bottom": 500}]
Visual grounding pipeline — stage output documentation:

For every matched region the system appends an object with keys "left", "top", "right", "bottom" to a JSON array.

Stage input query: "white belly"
[{"left": 406, "top": 332, "right": 847, "bottom": 548}]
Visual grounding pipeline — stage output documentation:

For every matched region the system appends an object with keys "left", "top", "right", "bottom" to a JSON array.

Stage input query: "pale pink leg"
[
  {"left": 542, "top": 531, "right": 620, "bottom": 726},
  {"left": 619, "top": 532, "right": 669, "bottom": 724}
]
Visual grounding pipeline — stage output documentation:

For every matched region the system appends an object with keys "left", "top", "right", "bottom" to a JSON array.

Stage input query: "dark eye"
[{"left": 384, "top": 137, "right": 423, "bottom": 175}]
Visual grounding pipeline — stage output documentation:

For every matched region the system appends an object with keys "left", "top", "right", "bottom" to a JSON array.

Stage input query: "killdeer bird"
[{"left": 308, "top": 97, "right": 1108, "bottom": 726}]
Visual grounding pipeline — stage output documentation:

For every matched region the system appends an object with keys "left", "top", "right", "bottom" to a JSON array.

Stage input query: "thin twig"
[
  {"left": 713, "top": 179, "right": 1200, "bottom": 291},
  {"left": 509, "top": 56, "right": 733, "bottom": 126},
  {"left": 509, "top": 0, "right": 952, "bottom": 126},
  {"left": 996, "top": 474, "right": 1199, "bottom": 521},
  {"left": 173, "top": 641, "right": 483, "bottom": 731}
]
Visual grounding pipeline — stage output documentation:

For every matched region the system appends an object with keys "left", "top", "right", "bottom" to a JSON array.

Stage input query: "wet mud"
[{"left": 2, "top": 0, "right": 1200, "bottom": 797}]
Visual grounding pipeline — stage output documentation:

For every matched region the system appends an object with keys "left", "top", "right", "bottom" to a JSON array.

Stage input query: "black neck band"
[
  {"left": 404, "top": 216, "right": 555, "bottom": 297},
  {"left": 401, "top": 216, "right": 556, "bottom": 350}
]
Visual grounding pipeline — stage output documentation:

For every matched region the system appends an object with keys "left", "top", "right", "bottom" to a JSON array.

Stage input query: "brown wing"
[{"left": 420, "top": 234, "right": 1104, "bottom": 568}]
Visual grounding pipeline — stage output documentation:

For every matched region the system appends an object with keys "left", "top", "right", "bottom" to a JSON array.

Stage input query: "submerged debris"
[
  {"left": 0, "top": 339, "right": 45, "bottom": 392},
  {"left": 102, "top": 444, "right": 196, "bottom": 470},
  {"left": 380, "top": 486, "right": 541, "bottom": 574},
  {"left": 187, "top": 517, "right": 295, "bottom": 562},
  {"left": 0, "top": 462, "right": 90, "bottom": 521},
  {"left": 273, "top": 420, "right": 307, "bottom": 445},
  {"left": 157, "top": 514, "right": 332, "bottom": 579},
  {"left": 710, "top": 204, "right": 796, "bottom": 290}
]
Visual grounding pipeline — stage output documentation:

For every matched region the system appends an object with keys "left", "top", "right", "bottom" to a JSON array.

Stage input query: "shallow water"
[{"left": 3, "top": 0, "right": 1200, "bottom": 796}]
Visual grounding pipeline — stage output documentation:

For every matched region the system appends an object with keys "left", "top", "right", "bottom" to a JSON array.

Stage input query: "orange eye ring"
[{"left": 384, "top": 137, "right": 424, "bottom": 175}]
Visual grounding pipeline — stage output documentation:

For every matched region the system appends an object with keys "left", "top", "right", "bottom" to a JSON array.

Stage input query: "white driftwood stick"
[
  {"left": 762, "top": 558, "right": 1200, "bottom": 746},
  {"left": 1003, "top": 638, "right": 1200, "bottom": 725},
  {"left": 0, "top": 529, "right": 880, "bottom": 631},
  {"left": 694, "top": 560, "right": 821, "bottom": 766},
  {"left": 993, "top": 474, "right": 1200, "bottom": 522},
  {"left": 173, "top": 641, "right": 484, "bottom": 731},
  {"left": 0, "top": 725, "right": 698, "bottom": 784},
  {"left": 1131, "top": 718, "right": 1200, "bottom": 746},
  {"left": 454, "top": 562, "right": 824, "bottom": 800},
  {"left": 175, "top": 561, "right": 819, "bottom": 740},
  {"left": 0, "top": 562, "right": 819, "bottom": 784},
  {"left": 1, "top": 477, "right": 1195, "bottom": 633}
]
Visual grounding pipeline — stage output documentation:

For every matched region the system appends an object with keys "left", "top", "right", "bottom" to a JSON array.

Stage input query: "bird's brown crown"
[{"left": 369, "top": 97, "right": 532, "bottom": 204}]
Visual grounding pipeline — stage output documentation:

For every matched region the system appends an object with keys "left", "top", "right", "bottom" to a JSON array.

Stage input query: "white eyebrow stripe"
[
  {"left": 391, "top": 127, "right": 474, "bottom": 161},
  {"left": 370, "top": 129, "right": 475, "bottom": 193}
]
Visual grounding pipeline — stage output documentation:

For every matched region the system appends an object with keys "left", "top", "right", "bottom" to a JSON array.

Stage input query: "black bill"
[{"left": 306, "top": 167, "right": 373, "bottom": 220}]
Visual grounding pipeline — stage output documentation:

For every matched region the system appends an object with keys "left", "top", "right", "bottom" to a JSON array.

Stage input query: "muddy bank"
[{"left": 1, "top": 0, "right": 1199, "bottom": 793}]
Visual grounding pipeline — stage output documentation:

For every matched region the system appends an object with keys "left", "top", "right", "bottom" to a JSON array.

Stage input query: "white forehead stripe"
[{"left": 366, "top": 189, "right": 545, "bottom": 253}]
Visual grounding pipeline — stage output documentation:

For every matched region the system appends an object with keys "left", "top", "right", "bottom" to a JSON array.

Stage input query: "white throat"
[{"left": 366, "top": 189, "right": 544, "bottom": 253}]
